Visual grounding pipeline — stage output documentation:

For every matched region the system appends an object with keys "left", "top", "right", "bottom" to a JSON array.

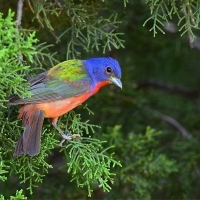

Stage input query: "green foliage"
[
  {"left": 61, "top": 4, "right": 124, "bottom": 59},
  {"left": 27, "top": 0, "right": 125, "bottom": 59},
  {"left": 0, "top": 2, "right": 126, "bottom": 197},
  {"left": 63, "top": 138, "right": 121, "bottom": 197},
  {"left": 144, "top": 0, "right": 200, "bottom": 39},
  {"left": 33, "top": 42, "right": 58, "bottom": 67},
  {"left": 0, "top": 151, "right": 8, "bottom": 182},
  {"left": 56, "top": 110, "right": 121, "bottom": 196},
  {"left": 0, "top": 189, "right": 27, "bottom": 200},
  {"left": 62, "top": 110, "right": 100, "bottom": 135},
  {"left": 0, "top": 9, "right": 58, "bottom": 107},
  {"left": 27, "top": 0, "right": 61, "bottom": 31},
  {"left": 0, "top": 10, "right": 36, "bottom": 106},
  {"left": 102, "top": 126, "right": 177, "bottom": 199},
  {"left": 10, "top": 190, "right": 27, "bottom": 200},
  {"left": 10, "top": 131, "right": 56, "bottom": 194},
  {"left": 1, "top": 108, "right": 121, "bottom": 196}
]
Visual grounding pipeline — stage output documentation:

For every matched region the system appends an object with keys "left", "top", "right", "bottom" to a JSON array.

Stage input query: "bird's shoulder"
[{"left": 47, "top": 60, "right": 89, "bottom": 83}]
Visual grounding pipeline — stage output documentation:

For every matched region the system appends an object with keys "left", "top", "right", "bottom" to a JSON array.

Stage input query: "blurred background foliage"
[{"left": 1, "top": 0, "right": 200, "bottom": 199}]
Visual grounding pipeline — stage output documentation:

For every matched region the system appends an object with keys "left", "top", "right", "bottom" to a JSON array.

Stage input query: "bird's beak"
[{"left": 110, "top": 77, "right": 122, "bottom": 89}]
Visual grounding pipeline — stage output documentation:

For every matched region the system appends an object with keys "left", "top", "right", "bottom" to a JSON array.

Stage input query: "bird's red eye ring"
[{"left": 106, "top": 66, "right": 113, "bottom": 74}]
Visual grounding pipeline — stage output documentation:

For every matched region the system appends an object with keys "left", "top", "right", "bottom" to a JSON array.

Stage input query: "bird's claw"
[
  {"left": 71, "top": 134, "right": 81, "bottom": 138},
  {"left": 61, "top": 133, "right": 73, "bottom": 140},
  {"left": 59, "top": 133, "right": 81, "bottom": 147}
]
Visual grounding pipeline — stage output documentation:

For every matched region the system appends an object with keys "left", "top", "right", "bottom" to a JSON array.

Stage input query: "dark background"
[{"left": 1, "top": 0, "right": 200, "bottom": 199}]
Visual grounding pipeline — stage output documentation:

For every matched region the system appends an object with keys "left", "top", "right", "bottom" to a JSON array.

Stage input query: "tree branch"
[
  {"left": 16, "top": 0, "right": 24, "bottom": 62},
  {"left": 16, "top": 0, "right": 24, "bottom": 30},
  {"left": 183, "top": 0, "right": 197, "bottom": 48},
  {"left": 153, "top": 112, "right": 193, "bottom": 140},
  {"left": 136, "top": 78, "right": 200, "bottom": 98}
]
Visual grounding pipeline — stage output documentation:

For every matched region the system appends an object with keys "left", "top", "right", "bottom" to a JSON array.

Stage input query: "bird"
[{"left": 7, "top": 57, "right": 122, "bottom": 157}]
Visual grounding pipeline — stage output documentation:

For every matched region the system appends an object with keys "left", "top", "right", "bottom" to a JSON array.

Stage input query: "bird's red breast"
[
  {"left": 37, "top": 91, "right": 90, "bottom": 118},
  {"left": 37, "top": 81, "right": 111, "bottom": 118},
  {"left": 19, "top": 80, "right": 111, "bottom": 120}
]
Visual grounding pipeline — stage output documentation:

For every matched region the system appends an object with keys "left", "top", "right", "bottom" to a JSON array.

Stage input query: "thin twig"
[
  {"left": 153, "top": 112, "right": 193, "bottom": 140},
  {"left": 186, "top": 0, "right": 196, "bottom": 25},
  {"left": 137, "top": 78, "right": 200, "bottom": 98},
  {"left": 183, "top": 8, "right": 194, "bottom": 48},
  {"left": 16, "top": 0, "right": 24, "bottom": 63},
  {"left": 183, "top": 0, "right": 196, "bottom": 48},
  {"left": 184, "top": 0, "right": 200, "bottom": 52},
  {"left": 27, "top": 0, "right": 35, "bottom": 13},
  {"left": 16, "top": 0, "right": 24, "bottom": 30},
  {"left": 50, "top": 31, "right": 61, "bottom": 42}
]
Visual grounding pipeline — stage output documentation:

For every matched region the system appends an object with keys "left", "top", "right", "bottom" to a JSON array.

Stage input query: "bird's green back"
[
  {"left": 48, "top": 60, "right": 88, "bottom": 83},
  {"left": 8, "top": 60, "right": 92, "bottom": 104}
]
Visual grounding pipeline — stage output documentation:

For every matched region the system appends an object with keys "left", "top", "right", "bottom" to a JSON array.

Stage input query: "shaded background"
[{"left": 1, "top": 0, "right": 200, "bottom": 199}]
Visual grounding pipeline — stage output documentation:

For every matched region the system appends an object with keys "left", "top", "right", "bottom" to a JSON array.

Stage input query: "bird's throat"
[{"left": 91, "top": 81, "right": 111, "bottom": 96}]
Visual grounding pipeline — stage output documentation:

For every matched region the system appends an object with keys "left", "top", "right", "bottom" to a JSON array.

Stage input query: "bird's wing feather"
[{"left": 8, "top": 60, "right": 92, "bottom": 105}]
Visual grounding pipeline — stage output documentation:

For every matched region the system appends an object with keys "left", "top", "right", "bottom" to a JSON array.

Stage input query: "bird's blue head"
[{"left": 83, "top": 57, "right": 122, "bottom": 90}]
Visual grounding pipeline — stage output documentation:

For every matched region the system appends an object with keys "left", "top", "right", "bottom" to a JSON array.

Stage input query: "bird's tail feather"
[{"left": 14, "top": 109, "right": 45, "bottom": 156}]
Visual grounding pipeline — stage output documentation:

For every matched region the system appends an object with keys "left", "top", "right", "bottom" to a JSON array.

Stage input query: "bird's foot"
[{"left": 59, "top": 133, "right": 81, "bottom": 147}]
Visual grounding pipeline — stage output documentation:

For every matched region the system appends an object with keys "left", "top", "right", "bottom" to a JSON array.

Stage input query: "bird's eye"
[{"left": 106, "top": 66, "right": 113, "bottom": 74}]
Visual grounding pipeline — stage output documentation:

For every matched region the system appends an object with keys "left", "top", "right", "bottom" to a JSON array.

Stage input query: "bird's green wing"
[{"left": 8, "top": 60, "right": 92, "bottom": 105}]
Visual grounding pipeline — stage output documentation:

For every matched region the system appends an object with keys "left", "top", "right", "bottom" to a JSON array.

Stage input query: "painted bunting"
[{"left": 8, "top": 57, "right": 122, "bottom": 157}]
